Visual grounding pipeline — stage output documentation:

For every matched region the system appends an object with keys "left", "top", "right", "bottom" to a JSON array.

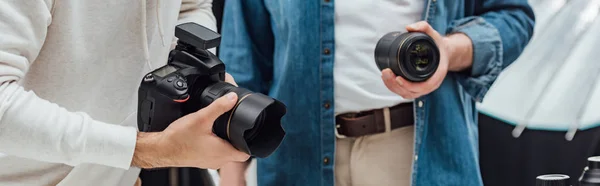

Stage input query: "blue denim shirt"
[{"left": 219, "top": 0, "right": 534, "bottom": 185}]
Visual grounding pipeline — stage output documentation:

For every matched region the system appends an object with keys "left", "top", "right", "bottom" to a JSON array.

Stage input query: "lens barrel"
[
  {"left": 200, "top": 82, "right": 286, "bottom": 158},
  {"left": 580, "top": 157, "right": 600, "bottom": 186},
  {"left": 374, "top": 32, "right": 440, "bottom": 82},
  {"left": 536, "top": 174, "right": 570, "bottom": 186}
]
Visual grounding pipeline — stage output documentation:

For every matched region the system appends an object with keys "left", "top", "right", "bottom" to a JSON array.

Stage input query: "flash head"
[{"left": 175, "top": 22, "right": 221, "bottom": 50}]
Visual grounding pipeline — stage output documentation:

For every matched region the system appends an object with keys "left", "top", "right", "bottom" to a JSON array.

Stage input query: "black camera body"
[{"left": 137, "top": 23, "right": 286, "bottom": 158}]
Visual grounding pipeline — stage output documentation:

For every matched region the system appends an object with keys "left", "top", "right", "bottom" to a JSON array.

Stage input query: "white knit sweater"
[{"left": 0, "top": 0, "right": 216, "bottom": 185}]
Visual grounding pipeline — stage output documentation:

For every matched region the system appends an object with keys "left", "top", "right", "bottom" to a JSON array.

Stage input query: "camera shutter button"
[{"left": 174, "top": 80, "right": 186, "bottom": 90}]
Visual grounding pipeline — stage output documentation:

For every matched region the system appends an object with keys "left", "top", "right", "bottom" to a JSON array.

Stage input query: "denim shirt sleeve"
[
  {"left": 219, "top": 0, "right": 274, "bottom": 94},
  {"left": 446, "top": 0, "right": 535, "bottom": 102}
]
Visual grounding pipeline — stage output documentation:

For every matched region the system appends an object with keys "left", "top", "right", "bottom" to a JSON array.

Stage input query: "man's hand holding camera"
[
  {"left": 132, "top": 23, "right": 286, "bottom": 172},
  {"left": 381, "top": 21, "right": 474, "bottom": 98},
  {"left": 132, "top": 74, "right": 250, "bottom": 169}
]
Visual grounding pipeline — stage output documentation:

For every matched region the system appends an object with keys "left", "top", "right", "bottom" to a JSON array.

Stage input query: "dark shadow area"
[{"left": 479, "top": 113, "right": 600, "bottom": 186}]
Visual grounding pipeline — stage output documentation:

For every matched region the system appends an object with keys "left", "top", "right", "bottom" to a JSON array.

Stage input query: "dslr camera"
[{"left": 137, "top": 22, "right": 286, "bottom": 158}]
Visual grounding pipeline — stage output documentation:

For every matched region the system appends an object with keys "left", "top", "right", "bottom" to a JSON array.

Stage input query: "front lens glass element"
[{"left": 408, "top": 41, "right": 433, "bottom": 71}]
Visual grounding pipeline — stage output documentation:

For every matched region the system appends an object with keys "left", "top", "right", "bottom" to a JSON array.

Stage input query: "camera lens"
[
  {"left": 374, "top": 32, "right": 440, "bottom": 82},
  {"left": 198, "top": 82, "right": 286, "bottom": 158},
  {"left": 245, "top": 111, "right": 266, "bottom": 143},
  {"left": 580, "top": 156, "right": 600, "bottom": 186},
  {"left": 536, "top": 174, "right": 570, "bottom": 186}
]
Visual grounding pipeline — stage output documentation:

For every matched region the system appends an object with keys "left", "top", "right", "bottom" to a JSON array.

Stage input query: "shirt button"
[
  {"left": 323, "top": 48, "right": 331, "bottom": 55},
  {"left": 415, "top": 155, "right": 418, "bottom": 161},
  {"left": 418, "top": 101, "right": 423, "bottom": 108},
  {"left": 323, "top": 157, "right": 330, "bottom": 165},
  {"left": 323, "top": 102, "right": 331, "bottom": 109}
]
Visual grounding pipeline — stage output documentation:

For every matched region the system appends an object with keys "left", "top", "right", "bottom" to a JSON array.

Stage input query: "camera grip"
[{"left": 138, "top": 86, "right": 185, "bottom": 132}]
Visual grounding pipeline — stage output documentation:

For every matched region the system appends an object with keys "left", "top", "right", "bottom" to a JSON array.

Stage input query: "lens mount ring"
[{"left": 226, "top": 93, "right": 253, "bottom": 140}]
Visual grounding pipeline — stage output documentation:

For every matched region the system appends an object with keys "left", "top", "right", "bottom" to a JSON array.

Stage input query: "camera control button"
[
  {"left": 178, "top": 94, "right": 189, "bottom": 100},
  {"left": 167, "top": 76, "right": 175, "bottom": 82},
  {"left": 143, "top": 74, "right": 154, "bottom": 82},
  {"left": 174, "top": 80, "right": 186, "bottom": 90},
  {"left": 174, "top": 94, "right": 190, "bottom": 103},
  {"left": 182, "top": 82, "right": 188, "bottom": 89}
]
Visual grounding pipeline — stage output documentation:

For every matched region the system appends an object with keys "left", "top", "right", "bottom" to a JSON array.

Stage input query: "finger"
[
  {"left": 394, "top": 75, "right": 428, "bottom": 94},
  {"left": 381, "top": 69, "right": 408, "bottom": 95},
  {"left": 134, "top": 177, "right": 142, "bottom": 186},
  {"left": 193, "top": 92, "right": 238, "bottom": 129},
  {"left": 405, "top": 21, "right": 429, "bottom": 32},
  {"left": 406, "top": 21, "right": 443, "bottom": 42},
  {"left": 211, "top": 136, "right": 250, "bottom": 161},
  {"left": 231, "top": 150, "right": 251, "bottom": 162},
  {"left": 225, "top": 73, "right": 238, "bottom": 87},
  {"left": 381, "top": 69, "right": 418, "bottom": 98},
  {"left": 408, "top": 60, "right": 448, "bottom": 94}
]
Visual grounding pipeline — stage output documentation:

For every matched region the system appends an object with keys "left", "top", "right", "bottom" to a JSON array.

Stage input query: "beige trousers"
[{"left": 334, "top": 125, "right": 415, "bottom": 186}]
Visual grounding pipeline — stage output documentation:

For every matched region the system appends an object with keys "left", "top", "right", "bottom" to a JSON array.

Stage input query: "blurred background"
[
  {"left": 204, "top": 0, "right": 600, "bottom": 186},
  {"left": 478, "top": 0, "right": 600, "bottom": 185}
]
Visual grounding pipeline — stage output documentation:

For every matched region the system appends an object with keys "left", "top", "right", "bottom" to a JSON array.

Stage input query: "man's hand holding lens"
[{"left": 382, "top": 21, "right": 473, "bottom": 99}]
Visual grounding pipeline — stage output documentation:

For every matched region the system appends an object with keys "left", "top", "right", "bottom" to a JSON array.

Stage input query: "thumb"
[
  {"left": 193, "top": 92, "right": 238, "bottom": 129},
  {"left": 406, "top": 21, "right": 443, "bottom": 42}
]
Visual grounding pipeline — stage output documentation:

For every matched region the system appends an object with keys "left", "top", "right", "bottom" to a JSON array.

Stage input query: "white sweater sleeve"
[{"left": 0, "top": 0, "right": 137, "bottom": 170}]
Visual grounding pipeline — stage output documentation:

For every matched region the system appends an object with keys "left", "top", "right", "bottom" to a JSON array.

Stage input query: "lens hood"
[
  {"left": 228, "top": 93, "right": 286, "bottom": 158},
  {"left": 201, "top": 82, "right": 286, "bottom": 158}
]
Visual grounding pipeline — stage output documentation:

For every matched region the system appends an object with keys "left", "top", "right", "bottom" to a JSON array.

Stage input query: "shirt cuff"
[
  {"left": 447, "top": 16, "right": 503, "bottom": 102},
  {"left": 75, "top": 118, "right": 137, "bottom": 170}
]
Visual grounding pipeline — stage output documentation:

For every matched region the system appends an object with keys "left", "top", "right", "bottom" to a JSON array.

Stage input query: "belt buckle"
[{"left": 334, "top": 124, "right": 347, "bottom": 139}]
